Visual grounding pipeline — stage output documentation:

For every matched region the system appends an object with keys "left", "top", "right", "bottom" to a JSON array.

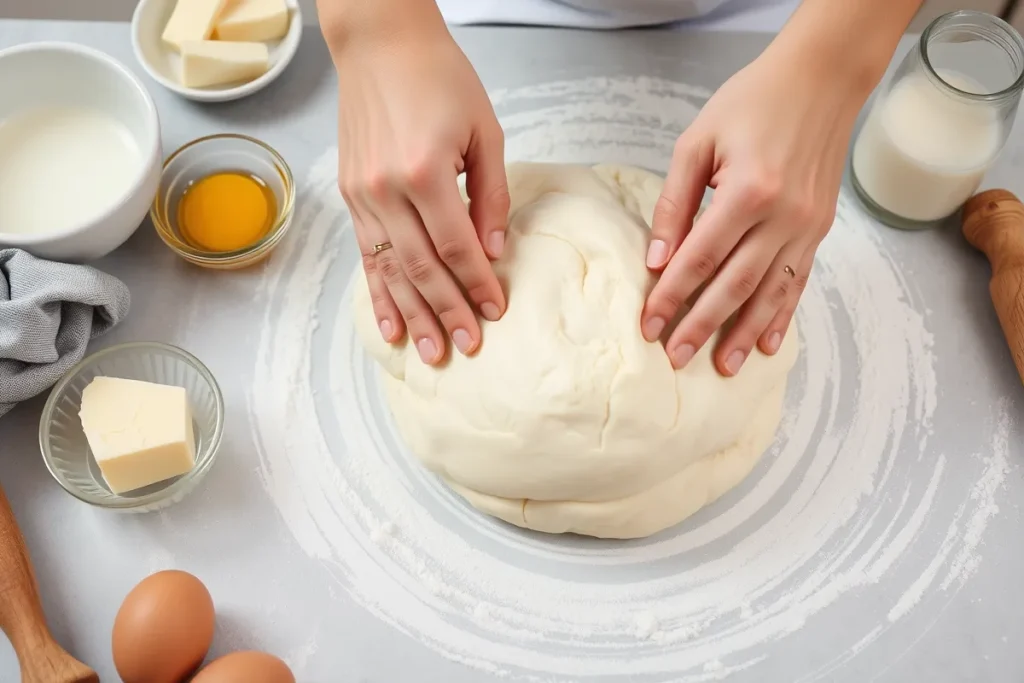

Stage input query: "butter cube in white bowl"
[
  {"left": 40, "top": 342, "right": 224, "bottom": 512},
  {"left": 132, "top": 0, "right": 301, "bottom": 102}
]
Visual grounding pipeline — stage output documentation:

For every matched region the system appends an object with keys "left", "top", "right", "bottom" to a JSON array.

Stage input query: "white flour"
[{"left": 247, "top": 77, "right": 1011, "bottom": 680}]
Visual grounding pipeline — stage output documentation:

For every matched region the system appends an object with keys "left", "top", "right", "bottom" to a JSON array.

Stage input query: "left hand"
[{"left": 641, "top": 50, "right": 860, "bottom": 376}]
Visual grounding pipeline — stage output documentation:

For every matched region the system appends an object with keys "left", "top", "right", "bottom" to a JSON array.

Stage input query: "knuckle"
[
  {"left": 378, "top": 254, "right": 406, "bottom": 285},
  {"left": 361, "top": 253, "right": 380, "bottom": 276},
  {"left": 736, "top": 174, "right": 782, "bottom": 213},
  {"left": 369, "top": 288, "right": 392, "bottom": 308},
  {"left": 768, "top": 276, "right": 790, "bottom": 306},
  {"left": 673, "top": 136, "right": 696, "bottom": 159},
  {"left": 402, "top": 252, "right": 436, "bottom": 286},
  {"left": 485, "top": 185, "right": 511, "bottom": 214},
  {"left": 727, "top": 267, "right": 760, "bottom": 300},
  {"left": 686, "top": 251, "right": 718, "bottom": 281},
  {"left": 337, "top": 179, "right": 353, "bottom": 203},
  {"left": 431, "top": 299, "right": 460, "bottom": 321},
  {"left": 682, "top": 316, "right": 717, "bottom": 345},
  {"left": 653, "top": 194, "right": 682, "bottom": 224},
  {"left": 364, "top": 169, "right": 390, "bottom": 202},
  {"left": 793, "top": 272, "right": 810, "bottom": 294},
  {"left": 401, "top": 306, "right": 427, "bottom": 325},
  {"left": 435, "top": 238, "right": 470, "bottom": 269},
  {"left": 401, "top": 154, "right": 436, "bottom": 191},
  {"left": 653, "top": 288, "right": 686, "bottom": 317}
]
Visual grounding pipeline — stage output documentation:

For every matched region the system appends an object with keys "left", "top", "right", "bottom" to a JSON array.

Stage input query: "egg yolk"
[{"left": 178, "top": 172, "right": 276, "bottom": 252}]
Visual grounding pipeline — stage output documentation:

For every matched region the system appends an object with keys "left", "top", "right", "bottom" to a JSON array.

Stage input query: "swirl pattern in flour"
[{"left": 249, "top": 77, "right": 1010, "bottom": 681}]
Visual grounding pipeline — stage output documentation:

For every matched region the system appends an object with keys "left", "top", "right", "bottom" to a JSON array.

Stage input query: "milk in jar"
[{"left": 850, "top": 10, "right": 1024, "bottom": 229}]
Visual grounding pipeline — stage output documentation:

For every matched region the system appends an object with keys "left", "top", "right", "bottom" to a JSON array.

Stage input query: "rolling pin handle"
[
  {"left": 0, "top": 485, "right": 98, "bottom": 683},
  {"left": 962, "top": 189, "right": 1024, "bottom": 386}
]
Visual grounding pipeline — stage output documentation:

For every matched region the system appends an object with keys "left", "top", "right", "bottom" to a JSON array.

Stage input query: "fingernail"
[
  {"left": 379, "top": 319, "right": 394, "bottom": 342},
  {"left": 766, "top": 332, "right": 782, "bottom": 354},
  {"left": 452, "top": 328, "right": 473, "bottom": 354},
  {"left": 725, "top": 350, "right": 746, "bottom": 375},
  {"left": 671, "top": 343, "right": 695, "bottom": 369},
  {"left": 643, "top": 316, "right": 665, "bottom": 341},
  {"left": 646, "top": 239, "right": 668, "bottom": 268},
  {"left": 487, "top": 232, "right": 504, "bottom": 258},
  {"left": 480, "top": 302, "right": 501, "bottom": 321},
  {"left": 416, "top": 338, "right": 438, "bottom": 363}
]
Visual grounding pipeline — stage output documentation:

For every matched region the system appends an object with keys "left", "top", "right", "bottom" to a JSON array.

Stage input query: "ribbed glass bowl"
[{"left": 39, "top": 341, "right": 224, "bottom": 513}]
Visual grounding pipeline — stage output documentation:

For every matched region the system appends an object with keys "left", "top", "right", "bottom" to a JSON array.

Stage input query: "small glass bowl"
[
  {"left": 150, "top": 133, "right": 295, "bottom": 269},
  {"left": 39, "top": 341, "right": 225, "bottom": 513}
]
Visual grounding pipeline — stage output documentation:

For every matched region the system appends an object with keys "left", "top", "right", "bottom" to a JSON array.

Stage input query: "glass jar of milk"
[{"left": 851, "top": 10, "right": 1024, "bottom": 229}]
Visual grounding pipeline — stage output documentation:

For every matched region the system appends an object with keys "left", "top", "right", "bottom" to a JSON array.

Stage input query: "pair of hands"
[{"left": 332, "top": 27, "right": 856, "bottom": 376}]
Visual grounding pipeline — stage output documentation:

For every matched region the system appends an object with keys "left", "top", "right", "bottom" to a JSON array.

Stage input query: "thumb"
[
  {"left": 465, "top": 123, "right": 510, "bottom": 260},
  {"left": 648, "top": 133, "right": 714, "bottom": 271}
]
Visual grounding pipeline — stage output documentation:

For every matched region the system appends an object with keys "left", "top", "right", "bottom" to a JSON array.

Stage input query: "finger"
[
  {"left": 640, "top": 193, "right": 753, "bottom": 343},
  {"left": 348, "top": 196, "right": 405, "bottom": 345},
  {"left": 362, "top": 208, "right": 447, "bottom": 365},
  {"left": 465, "top": 121, "right": 511, "bottom": 260},
  {"left": 664, "top": 228, "right": 777, "bottom": 372},
  {"left": 384, "top": 201, "right": 484, "bottom": 359},
  {"left": 758, "top": 246, "right": 814, "bottom": 356},
  {"left": 647, "top": 133, "right": 714, "bottom": 271},
  {"left": 714, "top": 241, "right": 807, "bottom": 375},
  {"left": 408, "top": 169, "right": 506, "bottom": 323}
]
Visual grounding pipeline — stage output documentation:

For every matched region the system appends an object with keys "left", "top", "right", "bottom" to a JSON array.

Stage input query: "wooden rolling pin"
[
  {"left": 962, "top": 189, "right": 1024, "bottom": 385},
  {"left": 0, "top": 483, "right": 98, "bottom": 683}
]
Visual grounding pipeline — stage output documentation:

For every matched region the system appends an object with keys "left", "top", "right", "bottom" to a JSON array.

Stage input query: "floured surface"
[
  {"left": 247, "top": 76, "right": 1014, "bottom": 681},
  {"left": 351, "top": 162, "right": 798, "bottom": 539},
  {"left": 0, "top": 24, "right": 1022, "bottom": 683}
]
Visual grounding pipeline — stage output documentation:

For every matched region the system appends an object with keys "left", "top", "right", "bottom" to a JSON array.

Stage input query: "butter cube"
[
  {"left": 162, "top": 0, "right": 232, "bottom": 51},
  {"left": 179, "top": 40, "right": 270, "bottom": 88},
  {"left": 214, "top": 0, "right": 290, "bottom": 43},
  {"left": 79, "top": 377, "right": 196, "bottom": 495}
]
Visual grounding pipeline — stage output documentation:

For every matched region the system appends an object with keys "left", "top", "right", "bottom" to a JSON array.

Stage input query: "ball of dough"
[{"left": 352, "top": 163, "right": 798, "bottom": 539}]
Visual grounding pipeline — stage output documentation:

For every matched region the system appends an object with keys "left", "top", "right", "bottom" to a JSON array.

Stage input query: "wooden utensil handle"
[
  {"left": 0, "top": 483, "right": 54, "bottom": 652},
  {"left": 962, "top": 189, "right": 1024, "bottom": 385},
  {"left": 0, "top": 484, "right": 97, "bottom": 683}
]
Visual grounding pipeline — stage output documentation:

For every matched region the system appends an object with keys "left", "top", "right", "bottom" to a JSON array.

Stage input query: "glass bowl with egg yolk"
[{"left": 151, "top": 133, "right": 295, "bottom": 269}]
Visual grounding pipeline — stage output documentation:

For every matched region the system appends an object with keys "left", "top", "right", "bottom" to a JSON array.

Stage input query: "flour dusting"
[{"left": 246, "top": 77, "right": 1012, "bottom": 681}]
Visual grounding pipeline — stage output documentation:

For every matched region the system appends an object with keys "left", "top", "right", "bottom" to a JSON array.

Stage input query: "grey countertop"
[{"left": 1, "top": 18, "right": 1023, "bottom": 683}]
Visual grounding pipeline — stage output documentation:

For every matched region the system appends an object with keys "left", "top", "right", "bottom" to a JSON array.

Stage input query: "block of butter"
[
  {"left": 214, "top": 0, "right": 290, "bottom": 43},
  {"left": 79, "top": 377, "right": 197, "bottom": 495},
  {"left": 162, "top": 0, "right": 231, "bottom": 51},
  {"left": 179, "top": 40, "right": 270, "bottom": 88}
]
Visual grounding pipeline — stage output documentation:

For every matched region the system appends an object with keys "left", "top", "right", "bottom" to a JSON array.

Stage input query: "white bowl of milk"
[{"left": 0, "top": 42, "right": 162, "bottom": 262}]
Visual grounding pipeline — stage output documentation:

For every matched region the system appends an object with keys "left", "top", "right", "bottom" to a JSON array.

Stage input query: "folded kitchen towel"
[{"left": 0, "top": 249, "right": 130, "bottom": 418}]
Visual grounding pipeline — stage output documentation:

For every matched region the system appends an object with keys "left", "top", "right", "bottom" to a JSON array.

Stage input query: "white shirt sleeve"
[{"left": 436, "top": 0, "right": 801, "bottom": 31}]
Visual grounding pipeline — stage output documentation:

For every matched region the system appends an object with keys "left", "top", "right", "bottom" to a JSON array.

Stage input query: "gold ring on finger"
[
  {"left": 371, "top": 241, "right": 393, "bottom": 255},
  {"left": 783, "top": 265, "right": 796, "bottom": 278}
]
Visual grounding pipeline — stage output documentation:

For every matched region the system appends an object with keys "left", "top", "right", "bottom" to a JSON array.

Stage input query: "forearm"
[
  {"left": 316, "top": 0, "right": 446, "bottom": 51},
  {"left": 765, "top": 0, "right": 924, "bottom": 99}
]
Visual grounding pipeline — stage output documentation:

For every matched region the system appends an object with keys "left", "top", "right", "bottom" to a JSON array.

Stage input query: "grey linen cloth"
[{"left": 0, "top": 249, "right": 130, "bottom": 418}]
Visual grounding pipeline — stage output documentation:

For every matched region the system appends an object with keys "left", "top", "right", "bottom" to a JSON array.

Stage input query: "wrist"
[
  {"left": 317, "top": 0, "right": 447, "bottom": 54},
  {"left": 765, "top": 0, "right": 922, "bottom": 101}
]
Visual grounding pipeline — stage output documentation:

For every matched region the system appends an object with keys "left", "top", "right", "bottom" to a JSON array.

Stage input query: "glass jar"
[{"left": 850, "top": 10, "right": 1024, "bottom": 230}]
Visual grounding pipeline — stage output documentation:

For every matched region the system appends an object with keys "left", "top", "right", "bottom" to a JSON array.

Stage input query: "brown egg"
[
  {"left": 191, "top": 651, "right": 296, "bottom": 683},
  {"left": 111, "top": 569, "right": 216, "bottom": 683}
]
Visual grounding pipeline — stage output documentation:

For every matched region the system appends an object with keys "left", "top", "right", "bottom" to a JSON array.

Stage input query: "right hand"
[{"left": 322, "top": 4, "right": 509, "bottom": 365}]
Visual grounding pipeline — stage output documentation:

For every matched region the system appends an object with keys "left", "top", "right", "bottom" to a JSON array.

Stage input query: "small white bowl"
[
  {"left": 132, "top": 0, "right": 302, "bottom": 103},
  {"left": 0, "top": 42, "right": 162, "bottom": 262}
]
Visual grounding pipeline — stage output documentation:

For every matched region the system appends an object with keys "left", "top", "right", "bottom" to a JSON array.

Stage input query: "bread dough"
[{"left": 352, "top": 163, "right": 799, "bottom": 539}]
